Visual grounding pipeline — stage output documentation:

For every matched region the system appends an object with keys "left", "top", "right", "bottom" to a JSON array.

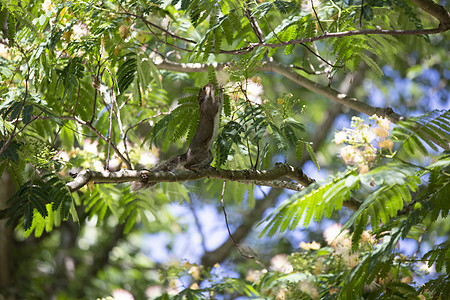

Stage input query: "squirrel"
[{"left": 132, "top": 83, "right": 223, "bottom": 190}]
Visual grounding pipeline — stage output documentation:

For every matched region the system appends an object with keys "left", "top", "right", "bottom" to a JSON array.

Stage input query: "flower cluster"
[{"left": 334, "top": 115, "right": 393, "bottom": 173}]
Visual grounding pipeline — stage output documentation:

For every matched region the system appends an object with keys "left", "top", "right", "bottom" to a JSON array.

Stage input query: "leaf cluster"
[
  {"left": 260, "top": 109, "right": 450, "bottom": 295},
  {"left": 5, "top": 173, "right": 74, "bottom": 233}
]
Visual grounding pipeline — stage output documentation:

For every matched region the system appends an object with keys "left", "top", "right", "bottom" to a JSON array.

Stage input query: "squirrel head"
[{"left": 198, "top": 83, "right": 215, "bottom": 104}]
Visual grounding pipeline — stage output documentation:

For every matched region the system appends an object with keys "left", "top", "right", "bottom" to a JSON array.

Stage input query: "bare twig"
[
  {"left": 73, "top": 116, "right": 132, "bottom": 169},
  {"left": 0, "top": 45, "right": 30, "bottom": 157},
  {"left": 243, "top": 1, "right": 264, "bottom": 42},
  {"left": 201, "top": 187, "right": 282, "bottom": 268},
  {"left": 238, "top": 83, "right": 261, "bottom": 168},
  {"left": 90, "top": 59, "right": 103, "bottom": 124},
  {"left": 291, "top": 64, "right": 327, "bottom": 75},
  {"left": 188, "top": 195, "right": 207, "bottom": 253},
  {"left": 299, "top": 42, "right": 343, "bottom": 69},
  {"left": 124, "top": 11, "right": 197, "bottom": 45},
  {"left": 311, "top": 0, "right": 325, "bottom": 34},
  {"left": 106, "top": 92, "right": 114, "bottom": 171},
  {"left": 220, "top": 182, "right": 257, "bottom": 261}
]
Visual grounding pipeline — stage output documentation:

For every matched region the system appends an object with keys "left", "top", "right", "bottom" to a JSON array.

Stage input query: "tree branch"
[
  {"left": 123, "top": 3, "right": 449, "bottom": 56},
  {"left": 410, "top": 0, "right": 450, "bottom": 28},
  {"left": 156, "top": 60, "right": 405, "bottom": 123},
  {"left": 237, "top": 26, "right": 449, "bottom": 52},
  {"left": 66, "top": 163, "right": 314, "bottom": 192}
]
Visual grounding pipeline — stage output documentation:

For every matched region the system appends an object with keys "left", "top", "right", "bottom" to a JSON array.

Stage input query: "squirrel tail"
[{"left": 131, "top": 153, "right": 187, "bottom": 191}]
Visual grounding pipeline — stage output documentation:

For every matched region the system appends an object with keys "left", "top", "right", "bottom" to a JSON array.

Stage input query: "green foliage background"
[{"left": 0, "top": 0, "right": 449, "bottom": 299}]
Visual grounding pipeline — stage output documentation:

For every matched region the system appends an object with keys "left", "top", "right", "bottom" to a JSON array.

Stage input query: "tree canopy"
[{"left": 0, "top": 0, "right": 449, "bottom": 299}]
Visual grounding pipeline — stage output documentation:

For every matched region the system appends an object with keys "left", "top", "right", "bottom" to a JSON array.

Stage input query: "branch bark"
[
  {"left": 66, "top": 163, "right": 314, "bottom": 192},
  {"left": 410, "top": 0, "right": 450, "bottom": 28},
  {"left": 65, "top": 164, "right": 363, "bottom": 211}
]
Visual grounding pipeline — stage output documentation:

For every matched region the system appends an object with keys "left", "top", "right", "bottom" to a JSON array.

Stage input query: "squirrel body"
[
  {"left": 185, "top": 83, "right": 223, "bottom": 169},
  {"left": 132, "top": 83, "right": 223, "bottom": 190}
]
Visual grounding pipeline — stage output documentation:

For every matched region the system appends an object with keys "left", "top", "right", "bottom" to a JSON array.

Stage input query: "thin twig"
[
  {"left": 188, "top": 194, "right": 207, "bottom": 253},
  {"left": 238, "top": 83, "right": 261, "bottom": 168},
  {"left": 106, "top": 94, "right": 114, "bottom": 171},
  {"left": 243, "top": 0, "right": 264, "bottom": 42},
  {"left": 124, "top": 11, "right": 197, "bottom": 45},
  {"left": 291, "top": 64, "right": 327, "bottom": 75},
  {"left": 90, "top": 59, "right": 102, "bottom": 124},
  {"left": 220, "top": 182, "right": 255, "bottom": 260},
  {"left": 0, "top": 45, "right": 30, "bottom": 157},
  {"left": 73, "top": 80, "right": 81, "bottom": 116},
  {"left": 311, "top": 0, "right": 325, "bottom": 34},
  {"left": 299, "top": 42, "right": 343, "bottom": 69},
  {"left": 73, "top": 115, "right": 132, "bottom": 169},
  {"left": 360, "top": 0, "right": 365, "bottom": 30}
]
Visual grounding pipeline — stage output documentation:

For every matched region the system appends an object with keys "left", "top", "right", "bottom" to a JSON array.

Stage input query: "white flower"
[
  {"left": 42, "top": 0, "right": 52, "bottom": 12},
  {"left": 323, "top": 223, "right": 349, "bottom": 246},
  {"left": 340, "top": 145, "right": 363, "bottom": 165},
  {"left": 299, "top": 241, "right": 321, "bottom": 251},
  {"left": 111, "top": 289, "right": 134, "bottom": 300},
  {"left": 334, "top": 131, "right": 347, "bottom": 144},
  {"left": 417, "top": 262, "right": 434, "bottom": 275},
  {"left": 244, "top": 79, "right": 264, "bottom": 103},
  {"left": 72, "top": 23, "right": 89, "bottom": 40},
  {"left": 298, "top": 279, "right": 319, "bottom": 299},
  {"left": 145, "top": 286, "right": 162, "bottom": 298},
  {"left": 270, "top": 254, "right": 293, "bottom": 274}
]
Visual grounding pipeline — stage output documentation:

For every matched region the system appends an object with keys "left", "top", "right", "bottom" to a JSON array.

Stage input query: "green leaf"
[
  {"left": 306, "top": 142, "right": 319, "bottom": 171},
  {"left": 252, "top": 3, "right": 273, "bottom": 18},
  {"left": 295, "top": 140, "right": 304, "bottom": 161},
  {"left": 24, "top": 202, "right": 33, "bottom": 230},
  {"left": 117, "top": 54, "right": 137, "bottom": 93},
  {"left": 273, "top": 1, "right": 297, "bottom": 14},
  {"left": 7, "top": 12, "right": 15, "bottom": 45},
  {"left": 22, "top": 104, "right": 33, "bottom": 124}
]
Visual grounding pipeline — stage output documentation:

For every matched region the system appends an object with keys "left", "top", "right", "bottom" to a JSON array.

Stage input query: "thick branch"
[
  {"left": 410, "top": 0, "right": 450, "bottom": 27},
  {"left": 124, "top": 4, "right": 448, "bottom": 56},
  {"left": 156, "top": 60, "right": 405, "bottom": 123},
  {"left": 261, "top": 62, "right": 404, "bottom": 123},
  {"left": 66, "top": 163, "right": 314, "bottom": 192},
  {"left": 248, "top": 26, "right": 449, "bottom": 50}
]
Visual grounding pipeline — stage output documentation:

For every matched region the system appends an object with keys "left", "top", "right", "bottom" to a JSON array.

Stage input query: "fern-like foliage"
[
  {"left": 260, "top": 171, "right": 359, "bottom": 237},
  {"left": 82, "top": 184, "right": 184, "bottom": 234},
  {"left": 145, "top": 91, "right": 200, "bottom": 147},
  {"left": 215, "top": 97, "right": 305, "bottom": 168},
  {"left": 260, "top": 157, "right": 436, "bottom": 238},
  {"left": 117, "top": 51, "right": 161, "bottom": 103},
  {"left": 57, "top": 57, "right": 85, "bottom": 102},
  {"left": 5, "top": 173, "right": 74, "bottom": 233},
  {"left": 340, "top": 226, "right": 403, "bottom": 298},
  {"left": 420, "top": 275, "right": 450, "bottom": 299},
  {"left": 423, "top": 241, "right": 450, "bottom": 275},
  {"left": 392, "top": 109, "right": 450, "bottom": 156}
]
